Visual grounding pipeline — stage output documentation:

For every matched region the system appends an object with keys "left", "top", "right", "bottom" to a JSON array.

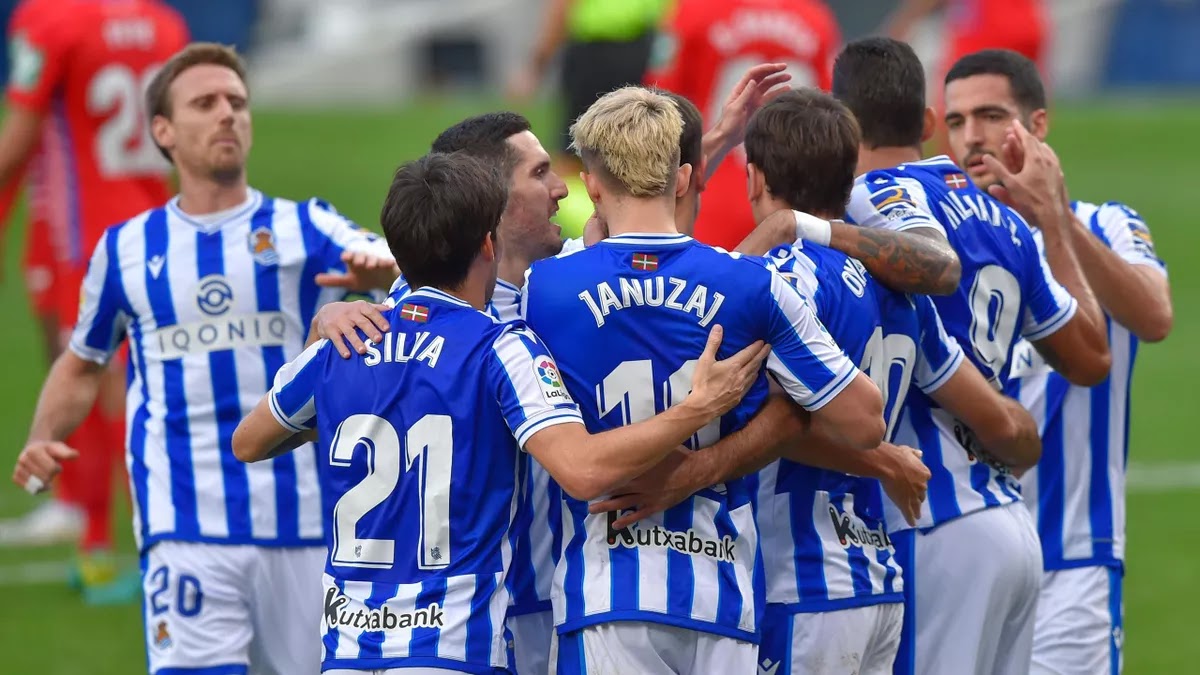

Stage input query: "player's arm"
[
  {"left": 13, "top": 232, "right": 128, "bottom": 493},
  {"left": 880, "top": 0, "right": 945, "bottom": 40},
  {"left": 765, "top": 271, "right": 886, "bottom": 449},
  {"left": 983, "top": 123, "right": 1111, "bottom": 385},
  {"left": 305, "top": 199, "right": 399, "bottom": 293},
  {"left": 233, "top": 340, "right": 327, "bottom": 462},
  {"left": 701, "top": 63, "right": 793, "bottom": 182},
  {"left": 926, "top": 362, "right": 1041, "bottom": 474},
  {"left": 1064, "top": 204, "right": 1172, "bottom": 343},
  {"left": 509, "top": 0, "right": 575, "bottom": 98},
  {"left": 592, "top": 385, "right": 930, "bottom": 528},
  {"left": 519, "top": 325, "right": 770, "bottom": 501}
]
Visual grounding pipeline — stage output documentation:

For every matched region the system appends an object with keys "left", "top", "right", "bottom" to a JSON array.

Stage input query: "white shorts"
[
  {"left": 142, "top": 540, "right": 325, "bottom": 675},
  {"left": 324, "top": 670, "right": 466, "bottom": 674},
  {"left": 908, "top": 502, "right": 1042, "bottom": 675},
  {"left": 1031, "top": 566, "right": 1123, "bottom": 675},
  {"left": 759, "top": 603, "right": 902, "bottom": 675},
  {"left": 509, "top": 610, "right": 553, "bottom": 675},
  {"left": 554, "top": 622, "right": 757, "bottom": 675}
]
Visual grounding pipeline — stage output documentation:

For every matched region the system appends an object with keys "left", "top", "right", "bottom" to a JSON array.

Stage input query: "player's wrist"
[{"left": 793, "top": 211, "right": 833, "bottom": 246}]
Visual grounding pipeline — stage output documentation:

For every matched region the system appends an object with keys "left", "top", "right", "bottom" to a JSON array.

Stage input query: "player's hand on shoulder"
[
  {"left": 583, "top": 211, "right": 609, "bottom": 247},
  {"left": 312, "top": 300, "right": 391, "bottom": 358},
  {"left": 878, "top": 442, "right": 930, "bottom": 527},
  {"left": 12, "top": 441, "right": 78, "bottom": 495},
  {"left": 683, "top": 325, "right": 771, "bottom": 419},
  {"left": 588, "top": 447, "right": 698, "bottom": 528}
]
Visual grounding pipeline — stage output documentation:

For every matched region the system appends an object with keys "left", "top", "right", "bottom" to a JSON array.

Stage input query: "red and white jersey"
[
  {"left": 646, "top": 0, "right": 840, "bottom": 251},
  {"left": 6, "top": 0, "right": 189, "bottom": 268}
]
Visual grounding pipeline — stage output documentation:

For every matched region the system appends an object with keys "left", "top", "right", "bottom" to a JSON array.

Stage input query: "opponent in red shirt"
[
  {"left": 0, "top": 0, "right": 188, "bottom": 601},
  {"left": 646, "top": 0, "right": 840, "bottom": 251},
  {"left": 885, "top": 0, "right": 1048, "bottom": 73}
]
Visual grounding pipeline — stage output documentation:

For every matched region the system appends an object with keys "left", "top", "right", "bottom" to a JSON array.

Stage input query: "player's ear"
[
  {"left": 482, "top": 230, "right": 497, "bottom": 262},
  {"left": 581, "top": 171, "right": 602, "bottom": 205},
  {"left": 151, "top": 115, "right": 174, "bottom": 157},
  {"left": 674, "top": 163, "right": 693, "bottom": 199},
  {"left": 1028, "top": 108, "right": 1049, "bottom": 141},
  {"left": 921, "top": 106, "right": 937, "bottom": 143},
  {"left": 746, "top": 163, "right": 765, "bottom": 201}
]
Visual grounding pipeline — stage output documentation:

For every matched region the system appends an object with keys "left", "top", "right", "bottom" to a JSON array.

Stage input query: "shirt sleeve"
[
  {"left": 6, "top": 3, "right": 72, "bottom": 113},
  {"left": 304, "top": 198, "right": 394, "bottom": 270},
  {"left": 68, "top": 230, "right": 132, "bottom": 365},
  {"left": 1093, "top": 201, "right": 1166, "bottom": 274},
  {"left": 762, "top": 268, "right": 860, "bottom": 411},
  {"left": 488, "top": 324, "right": 584, "bottom": 449},
  {"left": 911, "top": 294, "right": 965, "bottom": 393},
  {"left": 1020, "top": 239, "right": 1078, "bottom": 341},
  {"left": 845, "top": 173, "right": 946, "bottom": 237},
  {"left": 267, "top": 339, "right": 329, "bottom": 433}
]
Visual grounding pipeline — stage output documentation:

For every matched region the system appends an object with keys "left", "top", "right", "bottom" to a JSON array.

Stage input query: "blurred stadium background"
[{"left": 0, "top": 0, "right": 1197, "bottom": 672}]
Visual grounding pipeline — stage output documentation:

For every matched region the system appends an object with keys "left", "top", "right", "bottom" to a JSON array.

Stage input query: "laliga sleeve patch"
[{"left": 532, "top": 356, "right": 571, "bottom": 405}]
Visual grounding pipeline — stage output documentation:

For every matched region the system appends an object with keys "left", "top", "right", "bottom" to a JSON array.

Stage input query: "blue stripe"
[
  {"left": 143, "top": 209, "right": 199, "bottom": 538},
  {"left": 323, "top": 578, "right": 344, "bottom": 663},
  {"left": 408, "top": 578, "right": 447, "bottom": 658},
  {"left": 196, "top": 229, "right": 252, "bottom": 539},
  {"left": 1038, "top": 376, "right": 1071, "bottom": 564},
  {"left": 784, "top": 467, "right": 826, "bottom": 602},
  {"left": 83, "top": 229, "right": 131, "bottom": 352},
  {"left": 1089, "top": 361, "right": 1115, "bottom": 562},
  {"left": 297, "top": 200, "right": 337, "bottom": 330},
  {"left": 355, "top": 581, "right": 396, "bottom": 659},
  {"left": 915, "top": 401, "right": 960, "bottom": 524},
  {"left": 249, "top": 200, "right": 299, "bottom": 541},
  {"left": 465, "top": 573, "right": 497, "bottom": 665},
  {"left": 838, "top": 491, "right": 875, "bottom": 598},
  {"left": 712, "top": 497, "right": 744, "bottom": 631},
  {"left": 608, "top": 511, "right": 639, "bottom": 614},
  {"left": 556, "top": 630, "right": 586, "bottom": 675},
  {"left": 664, "top": 499, "right": 695, "bottom": 621},
  {"left": 563, "top": 500, "right": 588, "bottom": 627},
  {"left": 759, "top": 604, "right": 795, "bottom": 675},
  {"left": 1109, "top": 568, "right": 1123, "bottom": 675},
  {"left": 969, "top": 462, "right": 1000, "bottom": 508},
  {"left": 892, "top": 529, "right": 917, "bottom": 675}
]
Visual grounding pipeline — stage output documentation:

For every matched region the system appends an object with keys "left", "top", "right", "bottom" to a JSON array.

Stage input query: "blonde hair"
[{"left": 569, "top": 86, "right": 683, "bottom": 197}]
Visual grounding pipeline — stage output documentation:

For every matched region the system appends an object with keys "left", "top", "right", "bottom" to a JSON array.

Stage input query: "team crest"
[
  {"left": 153, "top": 621, "right": 173, "bottom": 650},
  {"left": 248, "top": 227, "right": 279, "bottom": 266}
]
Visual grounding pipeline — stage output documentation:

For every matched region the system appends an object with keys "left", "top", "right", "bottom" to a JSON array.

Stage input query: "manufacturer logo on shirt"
[
  {"left": 248, "top": 227, "right": 279, "bottom": 266},
  {"left": 605, "top": 510, "right": 736, "bottom": 562},
  {"left": 323, "top": 587, "right": 445, "bottom": 632},
  {"left": 147, "top": 255, "right": 166, "bottom": 279},
  {"left": 196, "top": 275, "right": 234, "bottom": 316},
  {"left": 534, "top": 357, "right": 570, "bottom": 405}
]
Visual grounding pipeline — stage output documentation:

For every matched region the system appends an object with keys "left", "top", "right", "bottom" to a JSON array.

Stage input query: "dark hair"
[
  {"left": 431, "top": 112, "right": 533, "bottom": 179},
  {"left": 832, "top": 37, "right": 926, "bottom": 149},
  {"left": 146, "top": 42, "right": 248, "bottom": 159},
  {"left": 380, "top": 153, "right": 508, "bottom": 290},
  {"left": 656, "top": 90, "right": 704, "bottom": 176},
  {"left": 744, "top": 88, "right": 861, "bottom": 217},
  {"left": 945, "top": 49, "right": 1047, "bottom": 114}
]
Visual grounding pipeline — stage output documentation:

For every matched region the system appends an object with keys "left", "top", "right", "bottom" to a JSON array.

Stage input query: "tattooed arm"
[{"left": 828, "top": 222, "right": 961, "bottom": 296}]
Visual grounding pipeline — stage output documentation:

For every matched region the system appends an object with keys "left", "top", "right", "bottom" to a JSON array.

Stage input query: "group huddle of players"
[{"left": 6, "top": 2, "right": 1170, "bottom": 675}]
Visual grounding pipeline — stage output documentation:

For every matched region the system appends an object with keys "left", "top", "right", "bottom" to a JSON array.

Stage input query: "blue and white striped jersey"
[
  {"left": 761, "top": 241, "right": 962, "bottom": 610},
  {"left": 268, "top": 287, "right": 583, "bottom": 673},
  {"left": 522, "top": 232, "right": 861, "bottom": 641},
  {"left": 1009, "top": 201, "right": 1166, "bottom": 570},
  {"left": 69, "top": 190, "right": 386, "bottom": 551},
  {"left": 848, "top": 156, "right": 1078, "bottom": 530},
  {"left": 387, "top": 277, "right": 556, "bottom": 617}
]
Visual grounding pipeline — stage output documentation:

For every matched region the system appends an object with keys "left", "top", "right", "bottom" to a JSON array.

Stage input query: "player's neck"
[
  {"left": 603, "top": 197, "right": 679, "bottom": 237},
  {"left": 176, "top": 178, "right": 251, "bottom": 216},
  {"left": 856, "top": 144, "right": 923, "bottom": 176},
  {"left": 497, "top": 256, "right": 529, "bottom": 289},
  {"left": 436, "top": 279, "right": 488, "bottom": 311}
]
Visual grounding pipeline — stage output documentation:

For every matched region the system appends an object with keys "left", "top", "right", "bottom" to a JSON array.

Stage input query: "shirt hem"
[
  {"left": 555, "top": 610, "right": 756, "bottom": 643},
  {"left": 767, "top": 593, "right": 905, "bottom": 614}
]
